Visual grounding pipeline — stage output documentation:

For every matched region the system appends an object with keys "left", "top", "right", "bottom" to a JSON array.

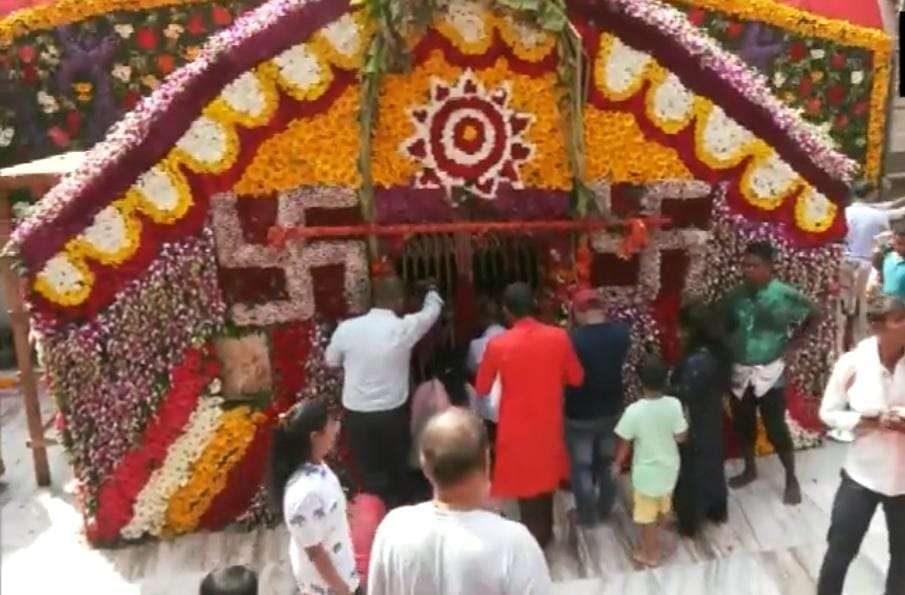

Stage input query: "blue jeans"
[{"left": 564, "top": 415, "right": 619, "bottom": 526}]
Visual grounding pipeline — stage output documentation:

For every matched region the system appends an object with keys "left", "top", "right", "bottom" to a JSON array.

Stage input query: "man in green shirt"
[{"left": 722, "top": 241, "right": 819, "bottom": 505}]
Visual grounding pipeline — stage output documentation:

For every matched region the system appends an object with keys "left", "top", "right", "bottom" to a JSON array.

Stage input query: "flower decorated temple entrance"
[{"left": 2, "top": 0, "right": 870, "bottom": 545}]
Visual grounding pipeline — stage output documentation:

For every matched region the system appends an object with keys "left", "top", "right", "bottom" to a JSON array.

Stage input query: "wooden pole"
[{"left": 0, "top": 194, "right": 50, "bottom": 486}]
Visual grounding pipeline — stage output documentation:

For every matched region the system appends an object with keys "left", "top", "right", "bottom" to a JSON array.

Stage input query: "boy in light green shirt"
[{"left": 613, "top": 355, "right": 687, "bottom": 567}]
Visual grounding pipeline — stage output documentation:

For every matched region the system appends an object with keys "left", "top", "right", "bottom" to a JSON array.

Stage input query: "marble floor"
[{"left": 0, "top": 389, "right": 892, "bottom": 594}]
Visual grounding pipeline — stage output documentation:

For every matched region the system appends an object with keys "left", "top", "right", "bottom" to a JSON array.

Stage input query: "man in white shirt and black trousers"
[
  {"left": 326, "top": 276, "right": 443, "bottom": 508},
  {"left": 818, "top": 293, "right": 905, "bottom": 595}
]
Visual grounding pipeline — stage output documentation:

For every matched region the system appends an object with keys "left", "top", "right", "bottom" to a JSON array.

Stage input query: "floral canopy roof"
[{"left": 9, "top": 0, "right": 857, "bottom": 318}]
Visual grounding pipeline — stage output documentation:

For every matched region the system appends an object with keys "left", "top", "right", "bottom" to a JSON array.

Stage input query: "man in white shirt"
[
  {"left": 368, "top": 407, "right": 553, "bottom": 595},
  {"left": 818, "top": 294, "right": 905, "bottom": 595},
  {"left": 326, "top": 276, "right": 443, "bottom": 506},
  {"left": 842, "top": 193, "right": 890, "bottom": 351}
]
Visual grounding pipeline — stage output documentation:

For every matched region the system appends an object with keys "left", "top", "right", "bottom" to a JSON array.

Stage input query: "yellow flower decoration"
[
  {"left": 495, "top": 13, "right": 557, "bottom": 63},
  {"left": 309, "top": 11, "right": 375, "bottom": 71},
  {"left": 0, "top": 0, "right": 209, "bottom": 44},
  {"left": 260, "top": 43, "right": 335, "bottom": 104},
  {"left": 128, "top": 157, "right": 194, "bottom": 226},
  {"left": 163, "top": 407, "right": 265, "bottom": 536},
  {"left": 583, "top": 106, "right": 692, "bottom": 183},
  {"left": 594, "top": 34, "right": 655, "bottom": 102},
  {"left": 206, "top": 69, "right": 280, "bottom": 130},
  {"left": 234, "top": 85, "right": 362, "bottom": 195},
  {"left": 372, "top": 51, "right": 570, "bottom": 190}
]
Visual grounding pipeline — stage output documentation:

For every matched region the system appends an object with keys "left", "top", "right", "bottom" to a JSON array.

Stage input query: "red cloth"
[
  {"left": 349, "top": 493, "right": 386, "bottom": 588},
  {"left": 475, "top": 318, "right": 584, "bottom": 499},
  {"left": 780, "top": 0, "right": 883, "bottom": 29},
  {"left": 0, "top": 0, "right": 52, "bottom": 16}
]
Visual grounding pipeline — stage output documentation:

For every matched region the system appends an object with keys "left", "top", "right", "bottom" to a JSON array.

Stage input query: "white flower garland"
[
  {"left": 745, "top": 153, "right": 799, "bottom": 202},
  {"left": 273, "top": 43, "right": 325, "bottom": 94},
  {"left": 601, "top": 38, "right": 651, "bottom": 96},
  {"left": 36, "top": 254, "right": 88, "bottom": 297},
  {"left": 319, "top": 13, "right": 364, "bottom": 58},
  {"left": 699, "top": 105, "right": 756, "bottom": 162},
  {"left": 649, "top": 72, "right": 694, "bottom": 124},
  {"left": 440, "top": 0, "right": 490, "bottom": 45},
  {"left": 80, "top": 205, "right": 131, "bottom": 255},
  {"left": 134, "top": 165, "right": 182, "bottom": 213}
]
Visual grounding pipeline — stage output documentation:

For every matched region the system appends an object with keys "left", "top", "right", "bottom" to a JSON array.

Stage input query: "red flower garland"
[{"left": 86, "top": 345, "right": 220, "bottom": 545}]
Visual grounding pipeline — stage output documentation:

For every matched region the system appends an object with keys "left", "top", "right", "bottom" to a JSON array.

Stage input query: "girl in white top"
[
  {"left": 269, "top": 400, "right": 359, "bottom": 595},
  {"left": 818, "top": 294, "right": 905, "bottom": 595}
]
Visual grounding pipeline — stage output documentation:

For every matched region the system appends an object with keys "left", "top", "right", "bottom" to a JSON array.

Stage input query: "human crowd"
[{"left": 198, "top": 203, "right": 905, "bottom": 595}]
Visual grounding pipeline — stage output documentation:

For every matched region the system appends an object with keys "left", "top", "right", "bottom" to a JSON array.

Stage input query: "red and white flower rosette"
[{"left": 402, "top": 70, "right": 534, "bottom": 201}]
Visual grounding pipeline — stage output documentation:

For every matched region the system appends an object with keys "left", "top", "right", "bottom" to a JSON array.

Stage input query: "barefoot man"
[{"left": 722, "top": 241, "right": 819, "bottom": 505}]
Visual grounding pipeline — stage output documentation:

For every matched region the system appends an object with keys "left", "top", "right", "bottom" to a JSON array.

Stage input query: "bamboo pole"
[{"left": 0, "top": 195, "right": 50, "bottom": 486}]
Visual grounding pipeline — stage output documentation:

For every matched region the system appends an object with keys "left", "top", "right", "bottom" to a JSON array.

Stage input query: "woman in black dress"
[{"left": 672, "top": 303, "right": 730, "bottom": 536}]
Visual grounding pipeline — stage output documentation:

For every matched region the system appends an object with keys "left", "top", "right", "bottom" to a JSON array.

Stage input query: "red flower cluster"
[
  {"left": 788, "top": 41, "right": 808, "bottom": 62},
  {"left": 86, "top": 345, "right": 220, "bottom": 545},
  {"left": 136, "top": 27, "right": 159, "bottom": 51},
  {"left": 270, "top": 322, "right": 313, "bottom": 409}
]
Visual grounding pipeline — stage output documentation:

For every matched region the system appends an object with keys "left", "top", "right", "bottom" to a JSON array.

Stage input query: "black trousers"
[
  {"left": 344, "top": 405, "right": 410, "bottom": 507},
  {"left": 729, "top": 385, "right": 794, "bottom": 456},
  {"left": 519, "top": 493, "right": 554, "bottom": 549},
  {"left": 817, "top": 472, "right": 905, "bottom": 595}
]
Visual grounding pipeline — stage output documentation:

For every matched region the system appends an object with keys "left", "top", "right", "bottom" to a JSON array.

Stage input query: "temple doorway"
[{"left": 395, "top": 232, "right": 544, "bottom": 382}]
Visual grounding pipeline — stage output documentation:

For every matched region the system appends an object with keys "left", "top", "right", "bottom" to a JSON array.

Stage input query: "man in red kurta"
[{"left": 476, "top": 282, "right": 584, "bottom": 547}]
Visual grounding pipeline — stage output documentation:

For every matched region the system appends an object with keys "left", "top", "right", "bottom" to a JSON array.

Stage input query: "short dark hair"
[
  {"left": 866, "top": 294, "right": 905, "bottom": 323},
  {"left": 744, "top": 241, "right": 775, "bottom": 264},
  {"left": 503, "top": 282, "right": 535, "bottom": 318},
  {"left": 372, "top": 276, "right": 405, "bottom": 309},
  {"left": 200, "top": 566, "right": 258, "bottom": 595},
  {"left": 639, "top": 354, "right": 669, "bottom": 392},
  {"left": 419, "top": 408, "right": 488, "bottom": 489}
]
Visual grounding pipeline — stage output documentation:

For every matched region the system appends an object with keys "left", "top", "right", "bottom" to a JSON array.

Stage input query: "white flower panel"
[
  {"left": 746, "top": 153, "right": 799, "bottom": 200},
  {"left": 650, "top": 72, "right": 693, "bottom": 124},
  {"left": 134, "top": 166, "right": 181, "bottom": 212},
  {"left": 176, "top": 116, "right": 228, "bottom": 165},
  {"left": 603, "top": 38, "right": 651, "bottom": 95},
  {"left": 499, "top": 13, "right": 547, "bottom": 49},
  {"left": 320, "top": 13, "right": 362, "bottom": 58},
  {"left": 700, "top": 105, "right": 755, "bottom": 161},
  {"left": 797, "top": 186, "right": 836, "bottom": 225},
  {"left": 38, "top": 254, "right": 86, "bottom": 295},
  {"left": 441, "top": 0, "right": 490, "bottom": 44},
  {"left": 273, "top": 44, "right": 324, "bottom": 91},
  {"left": 220, "top": 72, "right": 267, "bottom": 118},
  {"left": 81, "top": 206, "right": 130, "bottom": 255}
]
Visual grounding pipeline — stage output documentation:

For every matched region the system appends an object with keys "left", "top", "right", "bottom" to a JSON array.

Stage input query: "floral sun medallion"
[{"left": 402, "top": 70, "right": 534, "bottom": 201}]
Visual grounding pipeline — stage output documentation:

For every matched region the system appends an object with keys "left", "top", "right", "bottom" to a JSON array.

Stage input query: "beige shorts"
[{"left": 633, "top": 490, "right": 672, "bottom": 524}]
